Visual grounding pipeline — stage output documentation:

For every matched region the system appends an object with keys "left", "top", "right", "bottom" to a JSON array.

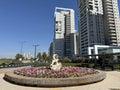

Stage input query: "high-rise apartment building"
[
  {"left": 49, "top": 42, "right": 53, "bottom": 57},
  {"left": 78, "top": 0, "right": 105, "bottom": 55},
  {"left": 102, "top": 0, "right": 120, "bottom": 46},
  {"left": 53, "top": 7, "right": 77, "bottom": 58}
]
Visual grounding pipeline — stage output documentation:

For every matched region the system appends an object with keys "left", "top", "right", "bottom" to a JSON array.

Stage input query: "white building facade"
[
  {"left": 102, "top": 0, "right": 120, "bottom": 46},
  {"left": 88, "top": 45, "right": 120, "bottom": 60},
  {"left": 53, "top": 7, "right": 77, "bottom": 58}
]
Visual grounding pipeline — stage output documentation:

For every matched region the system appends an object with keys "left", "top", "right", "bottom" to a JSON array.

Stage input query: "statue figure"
[{"left": 50, "top": 54, "right": 62, "bottom": 71}]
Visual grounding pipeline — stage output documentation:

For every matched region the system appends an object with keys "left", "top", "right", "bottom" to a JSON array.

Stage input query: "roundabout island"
[
  {"left": 4, "top": 54, "right": 106, "bottom": 87},
  {"left": 4, "top": 67, "right": 106, "bottom": 87}
]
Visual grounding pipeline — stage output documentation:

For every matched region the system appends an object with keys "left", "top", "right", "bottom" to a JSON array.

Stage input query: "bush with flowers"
[{"left": 14, "top": 66, "right": 98, "bottom": 78}]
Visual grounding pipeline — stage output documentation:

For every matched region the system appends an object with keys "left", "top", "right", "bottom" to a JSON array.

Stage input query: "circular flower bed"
[
  {"left": 4, "top": 66, "right": 106, "bottom": 87},
  {"left": 14, "top": 66, "right": 98, "bottom": 78}
]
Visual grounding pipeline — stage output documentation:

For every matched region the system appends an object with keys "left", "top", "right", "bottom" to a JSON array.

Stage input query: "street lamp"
[{"left": 33, "top": 44, "right": 39, "bottom": 60}]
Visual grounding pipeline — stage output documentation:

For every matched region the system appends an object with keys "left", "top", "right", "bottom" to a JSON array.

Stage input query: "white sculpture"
[{"left": 50, "top": 54, "right": 62, "bottom": 71}]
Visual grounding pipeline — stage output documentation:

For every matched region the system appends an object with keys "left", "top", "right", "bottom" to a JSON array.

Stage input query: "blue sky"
[
  {"left": 0, "top": 0, "right": 78, "bottom": 58},
  {"left": 0, "top": 0, "right": 120, "bottom": 58}
]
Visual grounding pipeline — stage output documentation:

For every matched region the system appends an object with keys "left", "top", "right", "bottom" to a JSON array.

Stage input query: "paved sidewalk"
[{"left": 0, "top": 67, "right": 120, "bottom": 90}]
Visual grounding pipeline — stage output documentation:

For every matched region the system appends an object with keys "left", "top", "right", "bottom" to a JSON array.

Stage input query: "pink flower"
[{"left": 14, "top": 66, "right": 97, "bottom": 78}]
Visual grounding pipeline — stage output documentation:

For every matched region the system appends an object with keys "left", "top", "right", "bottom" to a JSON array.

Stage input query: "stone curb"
[{"left": 4, "top": 70, "right": 106, "bottom": 87}]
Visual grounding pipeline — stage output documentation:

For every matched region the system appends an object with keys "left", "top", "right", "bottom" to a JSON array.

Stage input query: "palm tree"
[
  {"left": 37, "top": 52, "right": 42, "bottom": 61},
  {"left": 42, "top": 52, "right": 47, "bottom": 63}
]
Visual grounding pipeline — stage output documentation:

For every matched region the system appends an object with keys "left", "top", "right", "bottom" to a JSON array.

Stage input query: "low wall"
[{"left": 4, "top": 70, "right": 106, "bottom": 87}]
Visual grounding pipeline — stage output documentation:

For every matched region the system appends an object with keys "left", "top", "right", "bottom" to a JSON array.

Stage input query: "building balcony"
[
  {"left": 108, "top": 30, "right": 116, "bottom": 33},
  {"left": 109, "top": 33, "right": 116, "bottom": 36},
  {"left": 106, "top": 5, "right": 113, "bottom": 9},
  {"left": 107, "top": 11, "right": 114, "bottom": 14},
  {"left": 107, "top": 14, "right": 114, "bottom": 18},
  {"left": 106, "top": 13, "right": 114, "bottom": 16},
  {"left": 110, "top": 41, "right": 117, "bottom": 43},
  {"left": 108, "top": 24, "right": 115, "bottom": 27},
  {"left": 106, "top": 8, "right": 113, "bottom": 12},
  {"left": 109, "top": 37, "right": 117, "bottom": 40},
  {"left": 109, "top": 27, "right": 115, "bottom": 29},
  {"left": 107, "top": 18, "right": 114, "bottom": 21},
  {"left": 108, "top": 21, "right": 115, "bottom": 23},
  {"left": 105, "top": 2, "right": 112, "bottom": 6},
  {"left": 111, "top": 43, "right": 117, "bottom": 45},
  {"left": 105, "top": 0, "right": 112, "bottom": 3}
]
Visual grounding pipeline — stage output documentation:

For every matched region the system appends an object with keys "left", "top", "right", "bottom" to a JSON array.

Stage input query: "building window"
[{"left": 89, "top": 5, "right": 93, "bottom": 10}]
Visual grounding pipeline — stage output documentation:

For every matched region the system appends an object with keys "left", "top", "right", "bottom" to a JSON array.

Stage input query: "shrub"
[
  {"left": 63, "top": 57, "right": 72, "bottom": 63},
  {"left": 32, "top": 61, "right": 49, "bottom": 67},
  {"left": 73, "top": 56, "right": 86, "bottom": 63},
  {"left": 0, "top": 63, "right": 6, "bottom": 66}
]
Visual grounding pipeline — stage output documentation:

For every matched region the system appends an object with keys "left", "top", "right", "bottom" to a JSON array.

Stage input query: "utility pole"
[
  {"left": 20, "top": 41, "right": 26, "bottom": 54},
  {"left": 33, "top": 44, "right": 39, "bottom": 59}
]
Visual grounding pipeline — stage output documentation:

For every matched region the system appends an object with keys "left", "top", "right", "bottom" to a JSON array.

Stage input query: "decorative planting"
[
  {"left": 4, "top": 66, "right": 106, "bottom": 87},
  {"left": 14, "top": 66, "right": 98, "bottom": 78}
]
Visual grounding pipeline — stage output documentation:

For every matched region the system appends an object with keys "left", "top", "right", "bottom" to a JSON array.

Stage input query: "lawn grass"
[{"left": 0, "top": 59, "right": 13, "bottom": 65}]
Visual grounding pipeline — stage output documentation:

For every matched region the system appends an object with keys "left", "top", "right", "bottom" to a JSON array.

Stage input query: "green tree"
[
  {"left": 37, "top": 52, "right": 42, "bottom": 61},
  {"left": 42, "top": 52, "right": 47, "bottom": 63},
  {"left": 63, "top": 57, "right": 71, "bottom": 63},
  {"left": 15, "top": 53, "right": 24, "bottom": 60},
  {"left": 74, "top": 56, "right": 86, "bottom": 63},
  {"left": 46, "top": 55, "right": 52, "bottom": 63}
]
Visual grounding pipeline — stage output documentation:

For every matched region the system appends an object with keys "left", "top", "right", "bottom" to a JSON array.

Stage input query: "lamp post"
[{"left": 33, "top": 44, "right": 39, "bottom": 60}]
